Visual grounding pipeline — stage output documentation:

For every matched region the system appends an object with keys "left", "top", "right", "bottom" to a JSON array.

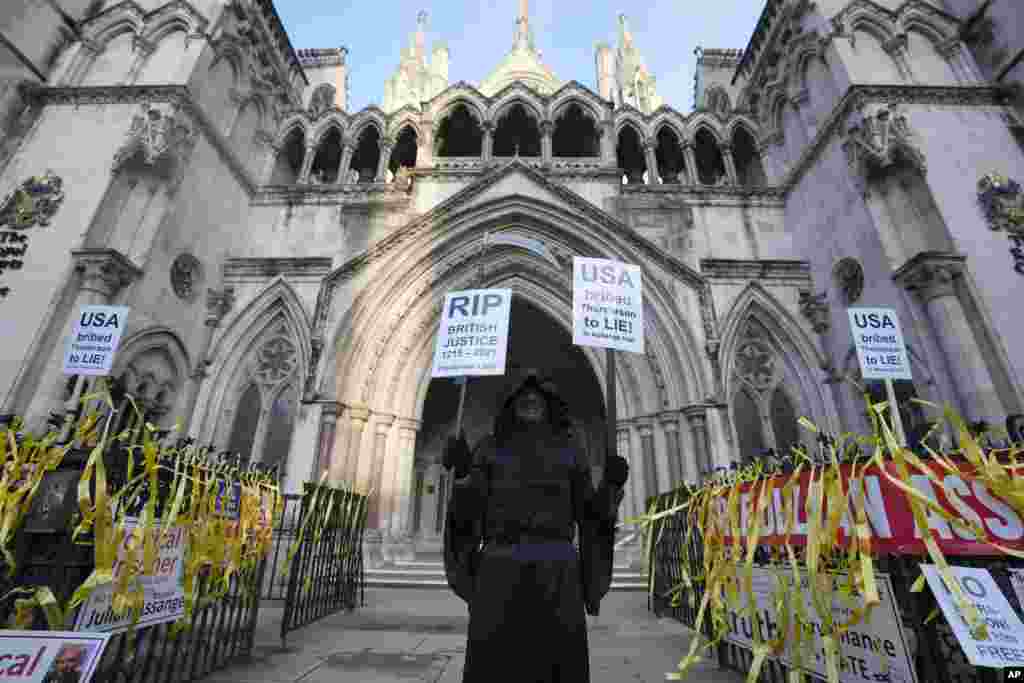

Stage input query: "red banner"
[{"left": 713, "top": 459, "right": 1024, "bottom": 556}]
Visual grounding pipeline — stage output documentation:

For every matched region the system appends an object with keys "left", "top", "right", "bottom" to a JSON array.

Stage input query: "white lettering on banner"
[
  {"left": 922, "top": 565, "right": 1024, "bottom": 668},
  {"left": 0, "top": 631, "right": 111, "bottom": 682},
  {"left": 74, "top": 519, "right": 186, "bottom": 634},
  {"left": 62, "top": 305, "right": 130, "bottom": 376},
  {"left": 572, "top": 257, "right": 644, "bottom": 354},
  {"left": 847, "top": 307, "right": 911, "bottom": 381},
  {"left": 431, "top": 289, "right": 511, "bottom": 378},
  {"left": 724, "top": 567, "right": 917, "bottom": 683}
]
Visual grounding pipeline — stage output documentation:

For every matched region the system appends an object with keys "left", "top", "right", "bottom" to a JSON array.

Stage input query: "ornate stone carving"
[
  {"left": 893, "top": 253, "right": 965, "bottom": 303},
  {"left": 798, "top": 291, "right": 830, "bottom": 334},
  {"left": 832, "top": 257, "right": 864, "bottom": 305},
  {"left": 977, "top": 173, "right": 1024, "bottom": 233},
  {"left": 112, "top": 103, "right": 197, "bottom": 187},
  {"left": 0, "top": 172, "right": 65, "bottom": 231},
  {"left": 170, "top": 253, "right": 202, "bottom": 301},
  {"left": 254, "top": 333, "right": 298, "bottom": 386},
  {"left": 205, "top": 287, "right": 235, "bottom": 326},
  {"left": 71, "top": 249, "right": 141, "bottom": 299},
  {"left": 842, "top": 103, "right": 925, "bottom": 194}
]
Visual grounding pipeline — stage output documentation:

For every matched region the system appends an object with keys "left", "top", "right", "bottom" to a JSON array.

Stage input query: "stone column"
[
  {"left": 883, "top": 34, "right": 915, "bottom": 82},
  {"left": 260, "top": 142, "right": 281, "bottom": 185},
  {"left": 297, "top": 143, "right": 316, "bottom": 184},
  {"left": 481, "top": 121, "right": 494, "bottom": 165},
  {"left": 368, "top": 415, "right": 395, "bottom": 528},
  {"left": 418, "top": 122, "right": 434, "bottom": 168},
  {"left": 63, "top": 38, "right": 102, "bottom": 85},
  {"left": 894, "top": 254, "right": 1005, "bottom": 423},
  {"left": 636, "top": 418, "right": 657, "bottom": 502},
  {"left": 682, "top": 141, "right": 700, "bottom": 186},
  {"left": 616, "top": 426, "right": 636, "bottom": 522},
  {"left": 181, "top": 287, "right": 235, "bottom": 435},
  {"left": 540, "top": 120, "right": 553, "bottom": 168},
  {"left": 720, "top": 143, "right": 738, "bottom": 185},
  {"left": 659, "top": 411, "right": 682, "bottom": 487},
  {"left": 683, "top": 406, "right": 711, "bottom": 481},
  {"left": 643, "top": 139, "right": 659, "bottom": 185},
  {"left": 313, "top": 401, "right": 342, "bottom": 481},
  {"left": 938, "top": 37, "right": 981, "bottom": 83},
  {"left": 391, "top": 417, "right": 420, "bottom": 560},
  {"left": 346, "top": 405, "right": 372, "bottom": 489},
  {"left": 27, "top": 250, "right": 140, "bottom": 433},
  {"left": 374, "top": 138, "right": 394, "bottom": 182},
  {"left": 600, "top": 120, "right": 616, "bottom": 166},
  {"left": 125, "top": 35, "right": 156, "bottom": 83},
  {"left": 419, "top": 463, "right": 442, "bottom": 539},
  {"left": 335, "top": 140, "right": 354, "bottom": 183}
]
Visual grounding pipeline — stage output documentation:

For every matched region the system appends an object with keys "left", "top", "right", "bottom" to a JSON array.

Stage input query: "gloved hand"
[
  {"left": 604, "top": 455, "right": 629, "bottom": 487},
  {"left": 442, "top": 431, "right": 472, "bottom": 477}
]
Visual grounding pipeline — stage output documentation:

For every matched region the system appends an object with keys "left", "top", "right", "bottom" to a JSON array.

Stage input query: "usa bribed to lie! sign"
[
  {"left": 847, "top": 307, "right": 911, "bottom": 381},
  {"left": 572, "top": 257, "right": 644, "bottom": 354},
  {"left": 62, "top": 305, "right": 130, "bottom": 376}
]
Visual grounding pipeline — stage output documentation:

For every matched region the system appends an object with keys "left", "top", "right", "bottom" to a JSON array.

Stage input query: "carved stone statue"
[{"left": 442, "top": 377, "right": 628, "bottom": 682}]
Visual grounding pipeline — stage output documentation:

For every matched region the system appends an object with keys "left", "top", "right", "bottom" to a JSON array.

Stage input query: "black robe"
[{"left": 443, "top": 428, "right": 621, "bottom": 683}]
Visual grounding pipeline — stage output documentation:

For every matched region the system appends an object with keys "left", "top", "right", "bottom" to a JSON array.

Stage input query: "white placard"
[
  {"left": 847, "top": 307, "right": 911, "bottom": 380},
  {"left": 0, "top": 631, "right": 110, "bottom": 682},
  {"left": 62, "top": 305, "right": 130, "bottom": 376},
  {"left": 75, "top": 520, "right": 186, "bottom": 634},
  {"left": 572, "top": 257, "right": 644, "bottom": 354},
  {"left": 922, "top": 564, "right": 1024, "bottom": 668},
  {"left": 723, "top": 567, "right": 917, "bottom": 683},
  {"left": 431, "top": 289, "right": 511, "bottom": 377}
]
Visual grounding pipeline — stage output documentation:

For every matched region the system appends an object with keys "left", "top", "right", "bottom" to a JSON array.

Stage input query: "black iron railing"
[
  {"left": 261, "top": 493, "right": 304, "bottom": 600},
  {"left": 279, "top": 483, "right": 368, "bottom": 647},
  {"left": 645, "top": 487, "right": 1018, "bottom": 683}
]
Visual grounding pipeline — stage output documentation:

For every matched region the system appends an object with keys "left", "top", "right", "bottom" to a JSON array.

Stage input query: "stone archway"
[{"left": 411, "top": 296, "right": 607, "bottom": 545}]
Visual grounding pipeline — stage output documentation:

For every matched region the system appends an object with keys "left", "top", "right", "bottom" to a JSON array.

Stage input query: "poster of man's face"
[{"left": 43, "top": 643, "right": 91, "bottom": 683}]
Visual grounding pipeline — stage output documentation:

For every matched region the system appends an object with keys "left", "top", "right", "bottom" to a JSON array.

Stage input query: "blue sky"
[{"left": 276, "top": 0, "right": 765, "bottom": 113}]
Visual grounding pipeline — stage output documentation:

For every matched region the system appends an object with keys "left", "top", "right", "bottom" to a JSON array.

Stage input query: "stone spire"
[
  {"left": 414, "top": 10, "right": 427, "bottom": 61},
  {"left": 618, "top": 14, "right": 634, "bottom": 49},
  {"left": 514, "top": 0, "right": 535, "bottom": 52}
]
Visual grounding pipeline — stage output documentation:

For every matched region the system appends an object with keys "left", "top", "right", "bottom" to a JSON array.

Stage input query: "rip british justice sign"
[
  {"left": 431, "top": 289, "right": 511, "bottom": 377},
  {"left": 572, "top": 257, "right": 644, "bottom": 354},
  {"left": 62, "top": 305, "right": 130, "bottom": 376}
]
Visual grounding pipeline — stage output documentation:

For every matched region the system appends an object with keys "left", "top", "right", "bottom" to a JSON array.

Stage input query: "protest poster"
[
  {"left": 0, "top": 631, "right": 110, "bottom": 682},
  {"left": 922, "top": 564, "right": 1024, "bottom": 668},
  {"left": 847, "top": 307, "right": 911, "bottom": 381},
  {"left": 431, "top": 289, "right": 511, "bottom": 377},
  {"left": 723, "top": 567, "right": 916, "bottom": 683},
  {"left": 61, "top": 305, "right": 129, "bottom": 376},
  {"left": 74, "top": 520, "right": 186, "bottom": 634},
  {"left": 572, "top": 257, "right": 643, "bottom": 353}
]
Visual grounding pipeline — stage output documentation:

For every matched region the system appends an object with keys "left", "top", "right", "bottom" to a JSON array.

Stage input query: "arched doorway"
[{"left": 411, "top": 296, "right": 607, "bottom": 541}]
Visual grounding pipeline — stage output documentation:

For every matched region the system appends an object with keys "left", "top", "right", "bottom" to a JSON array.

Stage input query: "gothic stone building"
[{"left": 1, "top": 0, "right": 1023, "bottom": 560}]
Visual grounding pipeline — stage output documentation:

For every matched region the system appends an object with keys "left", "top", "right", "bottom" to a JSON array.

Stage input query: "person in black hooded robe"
[{"left": 442, "top": 377, "right": 629, "bottom": 683}]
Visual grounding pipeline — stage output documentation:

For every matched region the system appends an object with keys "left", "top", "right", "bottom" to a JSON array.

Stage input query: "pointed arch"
[
  {"left": 349, "top": 108, "right": 387, "bottom": 143},
  {"left": 489, "top": 90, "right": 545, "bottom": 126},
  {"left": 685, "top": 113, "right": 726, "bottom": 144},
  {"left": 273, "top": 116, "right": 310, "bottom": 148},
  {"left": 719, "top": 283, "right": 834, "bottom": 432},
  {"left": 613, "top": 113, "right": 648, "bottom": 143},
  {"left": 386, "top": 112, "right": 422, "bottom": 142},
  {"left": 311, "top": 111, "right": 350, "bottom": 145},
  {"left": 550, "top": 96, "right": 603, "bottom": 130},
  {"left": 82, "top": 3, "right": 145, "bottom": 47},
  {"left": 430, "top": 93, "right": 487, "bottom": 129},
  {"left": 198, "top": 277, "right": 312, "bottom": 446}
]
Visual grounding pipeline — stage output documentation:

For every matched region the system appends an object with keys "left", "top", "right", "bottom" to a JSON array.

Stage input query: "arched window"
[
  {"left": 349, "top": 126, "right": 381, "bottom": 183},
  {"left": 694, "top": 127, "right": 727, "bottom": 185},
  {"left": 435, "top": 104, "right": 483, "bottom": 157},
  {"left": 270, "top": 127, "right": 305, "bottom": 184},
  {"left": 227, "top": 384, "right": 261, "bottom": 464},
  {"left": 310, "top": 127, "right": 343, "bottom": 184},
  {"left": 552, "top": 104, "right": 600, "bottom": 157},
  {"left": 732, "top": 126, "right": 765, "bottom": 186},
  {"left": 262, "top": 384, "right": 298, "bottom": 472},
  {"left": 730, "top": 318, "right": 812, "bottom": 462},
  {"left": 616, "top": 125, "right": 645, "bottom": 185},
  {"left": 493, "top": 104, "right": 541, "bottom": 157},
  {"left": 655, "top": 126, "right": 685, "bottom": 184},
  {"left": 389, "top": 125, "right": 418, "bottom": 174}
]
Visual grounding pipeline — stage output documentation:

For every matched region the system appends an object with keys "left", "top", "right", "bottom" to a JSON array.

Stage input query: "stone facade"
[{"left": 1, "top": 0, "right": 1023, "bottom": 560}]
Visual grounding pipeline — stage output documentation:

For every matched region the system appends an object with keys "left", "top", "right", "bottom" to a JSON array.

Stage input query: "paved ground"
[{"left": 205, "top": 588, "right": 744, "bottom": 683}]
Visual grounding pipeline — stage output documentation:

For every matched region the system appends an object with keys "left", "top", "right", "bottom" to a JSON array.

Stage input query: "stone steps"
[{"left": 364, "top": 560, "right": 650, "bottom": 591}]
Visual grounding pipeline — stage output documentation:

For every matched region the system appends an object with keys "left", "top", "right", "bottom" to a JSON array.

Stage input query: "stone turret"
[
  {"left": 693, "top": 47, "right": 743, "bottom": 114},
  {"left": 382, "top": 11, "right": 449, "bottom": 113},
  {"left": 595, "top": 41, "right": 615, "bottom": 101},
  {"left": 602, "top": 14, "right": 662, "bottom": 114}
]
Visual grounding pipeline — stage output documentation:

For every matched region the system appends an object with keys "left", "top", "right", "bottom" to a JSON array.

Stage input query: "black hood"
[{"left": 493, "top": 377, "right": 570, "bottom": 443}]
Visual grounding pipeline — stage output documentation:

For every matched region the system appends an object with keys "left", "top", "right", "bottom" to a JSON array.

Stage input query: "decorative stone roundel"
[
  {"left": 735, "top": 341, "right": 778, "bottom": 392},
  {"left": 256, "top": 336, "right": 297, "bottom": 385},
  {"left": 170, "top": 253, "right": 201, "bottom": 300},
  {"left": 833, "top": 257, "right": 864, "bottom": 305}
]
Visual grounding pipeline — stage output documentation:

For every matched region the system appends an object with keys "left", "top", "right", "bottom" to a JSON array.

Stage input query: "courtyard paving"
[{"left": 204, "top": 588, "right": 745, "bottom": 683}]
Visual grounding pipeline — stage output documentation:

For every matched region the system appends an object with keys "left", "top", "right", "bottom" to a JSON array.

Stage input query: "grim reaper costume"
[{"left": 442, "top": 377, "right": 629, "bottom": 683}]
